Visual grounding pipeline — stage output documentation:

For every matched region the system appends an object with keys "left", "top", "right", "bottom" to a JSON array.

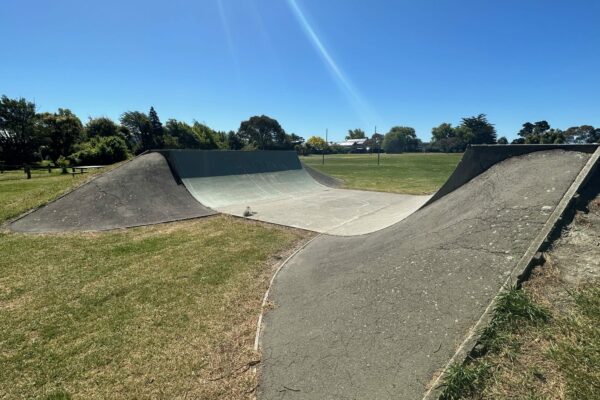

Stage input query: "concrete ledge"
[{"left": 425, "top": 144, "right": 600, "bottom": 207}]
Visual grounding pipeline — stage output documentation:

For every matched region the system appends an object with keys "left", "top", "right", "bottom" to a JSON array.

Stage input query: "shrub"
[
  {"left": 69, "top": 136, "right": 130, "bottom": 165},
  {"left": 56, "top": 155, "right": 70, "bottom": 174}
]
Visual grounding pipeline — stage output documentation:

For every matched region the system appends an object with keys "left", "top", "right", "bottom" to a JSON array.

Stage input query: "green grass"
[
  {"left": 440, "top": 362, "right": 491, "bottom": 400},
  {"left": 0, "top": 168, "right": 106, "bottom": 224},
  {"left": 478, "top": 287, "right": 550, "bottom": 353},
  {"left": 0, "top": 216, "right": 310, "bottom": 399},
  {"left": 440, "top": 287, "right": 549, "bottom": 399},
  {"left": 302, "top": 153, "right": 462, "bottom": 194}
]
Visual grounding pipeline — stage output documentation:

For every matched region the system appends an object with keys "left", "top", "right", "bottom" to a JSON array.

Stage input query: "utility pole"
[
  {"left": 375, "top": 126, "right": 381, "bottom": 165},
  {"left": 322, "top": 128, "right": 328, "bottom": 165}
]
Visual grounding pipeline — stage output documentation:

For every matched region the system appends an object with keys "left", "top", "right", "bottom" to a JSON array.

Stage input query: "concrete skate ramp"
[
  {"left": 162, "top": 150, "right": 430, "bottom": 236},
  {"left": 10, "top": 153, "right": 215, "bottom": 233},
  {"left": 259, "top": 149, "right": 598, "bottom": 399},
  {"left": 426, "top": 144, "right": 600, "bottom": 206}
]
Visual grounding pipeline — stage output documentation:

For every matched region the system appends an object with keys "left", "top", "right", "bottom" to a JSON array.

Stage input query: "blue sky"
[{"left": 1, "top": 0, "right": 599, "bottom": 141}]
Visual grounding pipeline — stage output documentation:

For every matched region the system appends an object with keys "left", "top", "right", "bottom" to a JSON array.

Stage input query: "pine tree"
[{"left": 148, "top": 106, "right": 164, "bottom": 148}]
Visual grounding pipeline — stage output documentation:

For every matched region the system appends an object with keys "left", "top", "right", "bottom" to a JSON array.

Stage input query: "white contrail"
[{"left": 286, "top": 0, "right": 377, "bottom": 126}]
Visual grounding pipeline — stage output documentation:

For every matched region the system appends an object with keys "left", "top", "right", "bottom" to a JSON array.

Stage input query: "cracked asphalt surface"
[
  {"left": 259, "top": 150, "right": 591, "bottom": 399},
  {"left": 10, "top": 153, "right": 214, "bottom": 232}
]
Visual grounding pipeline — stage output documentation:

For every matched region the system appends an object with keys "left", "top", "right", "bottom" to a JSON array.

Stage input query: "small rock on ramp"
[
  {"left": 10, "top": 152, "right": 215, "bottom": 232},
  {"left": 258, "top": 149, "right": 597, "bottom": 399},
  {"left": 163, "top": 150, "right": 430, "bottom": 236}
]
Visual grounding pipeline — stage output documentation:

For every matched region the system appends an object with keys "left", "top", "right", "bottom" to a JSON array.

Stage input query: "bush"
[
  {"left": 97, "top": 136, "right": 129, "bottom": 164},
  {"left": 69, "top": 136, "right": 130, "bottom": 165},
  {"left": 56, "top": 155, "right": 70, "bottom": 174}
]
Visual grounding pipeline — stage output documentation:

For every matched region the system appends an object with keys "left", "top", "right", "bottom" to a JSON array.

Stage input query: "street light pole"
[{"left": 322, "top": 128, "right": 328, "bottom": 165}]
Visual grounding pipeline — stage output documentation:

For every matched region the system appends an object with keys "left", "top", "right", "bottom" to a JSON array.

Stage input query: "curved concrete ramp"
[
  {"left": 163, "top": 150, "right": 430, "bottom": 236},
  {"left": 259, "top": 150, "right": 596, "bottom": 399},
  {"left": 10, "top": 153, "right": 215, "bottom": 233}
]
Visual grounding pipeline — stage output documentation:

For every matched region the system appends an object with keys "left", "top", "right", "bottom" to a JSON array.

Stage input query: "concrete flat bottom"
[
  {"left": 180, "top": 168, "right": 429, "bottom": 236},
  {"left": 218, "top": 188, "right": 431, "bottom": 236}
]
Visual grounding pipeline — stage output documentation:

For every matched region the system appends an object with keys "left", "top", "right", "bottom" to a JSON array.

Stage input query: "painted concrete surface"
[
  {"left": 9, "top": 153, "right": 215, "bottom": 232},
  {"left": 181, "top": 170, "right": 430, "bottom": 236},
  {"left": 259, "top": 150, "right": 591, "bottom": 399}
]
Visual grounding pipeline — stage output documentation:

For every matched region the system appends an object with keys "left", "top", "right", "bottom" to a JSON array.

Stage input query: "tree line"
[
  {"left": 0, "top": 95, "right": 304, "bottom": 166},
  {"left": 2, "top": 95, "right": 598, "bottom": 166},
  {"left": 306, "top": 114, "right": 599, "bottom": 154}
]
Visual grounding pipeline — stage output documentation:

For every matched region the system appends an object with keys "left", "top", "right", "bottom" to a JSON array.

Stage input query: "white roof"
[{"left": 338, "top": 138, "right": 368, "bottom": 146}]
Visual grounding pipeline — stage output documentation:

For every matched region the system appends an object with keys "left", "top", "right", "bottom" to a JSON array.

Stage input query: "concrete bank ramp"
[
  {"left": 162, "top": 150, "right": 430, "bottom": 236},
  {"left": 259, "top": 149, "right": 598, "bottom": 399},
  {"left": 10, "top": 153, "right": 215, "bottom": 233}
]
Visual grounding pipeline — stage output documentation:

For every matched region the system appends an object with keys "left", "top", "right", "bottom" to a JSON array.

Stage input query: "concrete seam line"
[
  {"left": 421, "top": 148, "right": 600, "bottom": 400},
  {"left": 253, "top": 233, "right": 323, "bottom": 358}
]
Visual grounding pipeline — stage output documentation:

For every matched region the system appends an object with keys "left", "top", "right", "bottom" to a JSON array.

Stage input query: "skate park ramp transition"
[
  {"left": 9, "top": 152, "right": 215, "bottom": 233},
  {"left": 258, "top": 146, "right": 600, "bottom": 399},
  {"left": 159, "top": 150, "right": 430, "bottom": 236}
]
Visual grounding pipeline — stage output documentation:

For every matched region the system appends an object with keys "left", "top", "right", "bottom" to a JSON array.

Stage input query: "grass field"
[
  {"left": 0, "top": 168, "right": 107, "bottom": 224},
  {"left": 0, "top": 216, "right": 311, "bottom": 399},
  {"left": 302, "top": 152, "right": 462, "bottom": 194}
]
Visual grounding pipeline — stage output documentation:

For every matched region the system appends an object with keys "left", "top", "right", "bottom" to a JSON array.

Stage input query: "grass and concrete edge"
[{"left": 252, "top": 233, "right": 323, "bottom": 356}]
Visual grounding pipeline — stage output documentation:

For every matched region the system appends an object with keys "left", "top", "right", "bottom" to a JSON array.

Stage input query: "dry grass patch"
[
  {"left": 440, "top": 257, "right": 600, "bottom": 400},
  {"left": 0, "top": 216, "right": 312, "bottom": 399}
]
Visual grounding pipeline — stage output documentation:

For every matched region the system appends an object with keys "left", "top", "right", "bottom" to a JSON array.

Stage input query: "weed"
[
  {"left": 479, "top": 286, "right": 550, "bottom": 353},
  {"left": 439, "top": 360, "right": 490, "bottom": 400}
]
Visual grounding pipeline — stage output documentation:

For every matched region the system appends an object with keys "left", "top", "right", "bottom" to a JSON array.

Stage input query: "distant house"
[{"left": 336, "top": 138, "right": 368, "bottom": 152}]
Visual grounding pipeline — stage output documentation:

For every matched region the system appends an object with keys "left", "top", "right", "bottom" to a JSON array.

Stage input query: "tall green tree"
[
  {"left": 86, "top": 117, "right": 118, "bottom": 138},
  {"left": 346, "top": 129, "right": 366, "bottom": 140},
  {"left": 148, "top": 106, "right": 164, "bottom": 144},
  {"left": 517, "top": 121, "right": 565, "bottom": 143},
  {"left": 460, "top": 114, "right": 496, "bottom": 144},
  {"left": 227, "top": 131, "right": 244, "bottom": 150},
  {"left": 431, "top": 123, "right": 455, "bottom": 142},
  {"left": 192, "top": 122, "right": 219, "bottom": 149},
  {"left": 565, "top": 125, "right": 600, "bottom": 143},
  {"left": 430, "top": 123, "right": 473, "bottom": 152},
  {"left": 120, "top": 111, "right": 153, "bottom": 153},
  {"left": 237, "top": 115, "right": 287, "bottom": 150},
  {"left": 40, "top": 109, "right": 83, "bottom": 163},
  {"left": 164, "top": 119, "right": 199, "bottom": 149},
  {"left": 382, "top": 126, "right": 420, "bottom": 153},
  {"left": 0, "top": 95, "right": 41, "bottom": 164}
]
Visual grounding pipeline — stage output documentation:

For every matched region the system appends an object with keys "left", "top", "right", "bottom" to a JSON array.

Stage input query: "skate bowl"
[
  {"left": 158, "top": 149, "right": 431, "bottom": 236},
  {"left": 8, "top": 150, "right": 430, "bottom": 235}
]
